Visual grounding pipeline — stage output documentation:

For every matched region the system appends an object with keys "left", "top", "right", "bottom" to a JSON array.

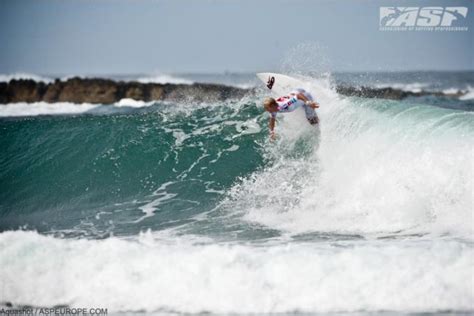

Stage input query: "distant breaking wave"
[
  {"left": 0, "top": 99, "right": 156, "bottom": 117},
  {"left": 459, "top": 86, "right": 474, "bottom": 100},
  {"left": 373, "top": 82, "right": 474, "bottom": 98},
  {"left": 135, "top": 74, "right": 194, "bottom": 85},
  {"left": 373, "top": 82, "right": 430, "bottom": 93}
]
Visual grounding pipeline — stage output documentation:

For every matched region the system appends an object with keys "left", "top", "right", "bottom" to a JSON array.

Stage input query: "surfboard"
[{"left": 256, "top": 73, "right": 309, "bottom": 96}]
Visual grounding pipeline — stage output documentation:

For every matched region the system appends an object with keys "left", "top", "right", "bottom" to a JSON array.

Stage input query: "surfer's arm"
[
  {"left": 269, "top": 116, "right": 276, "bottom": 139},
  {"left": 296, "top": 93, "right": 319, "bottom": 108}
]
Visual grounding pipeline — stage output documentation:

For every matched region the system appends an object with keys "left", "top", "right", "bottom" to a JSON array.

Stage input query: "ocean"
[{"left": 0, "top": 72, "right": 473, "bottom": 315}]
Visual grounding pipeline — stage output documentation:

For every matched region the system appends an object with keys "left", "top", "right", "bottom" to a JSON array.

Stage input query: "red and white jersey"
[{"left": 271, "top": 89, "right": 313, "bottom": 118}]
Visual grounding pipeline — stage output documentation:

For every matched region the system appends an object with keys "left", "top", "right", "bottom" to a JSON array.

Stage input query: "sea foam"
[{"left": 0, "top": 230, "right": 472, "bottom": 314}]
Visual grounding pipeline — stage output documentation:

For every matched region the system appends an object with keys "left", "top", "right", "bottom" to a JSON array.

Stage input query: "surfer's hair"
[{"left": 263, "top": 98, "right": 277, "bottom": 111}]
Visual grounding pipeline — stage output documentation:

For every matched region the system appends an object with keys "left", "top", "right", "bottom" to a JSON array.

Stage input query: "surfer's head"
[{"left": 263, "top": 98, "right": 278, "bottom": 112}]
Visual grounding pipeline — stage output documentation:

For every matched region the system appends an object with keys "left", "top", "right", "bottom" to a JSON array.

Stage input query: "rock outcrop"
[
  {"left": 0, "top": 78, "right": 250, "bottom": 104},
  {"left": 0, "top": 77, "right": 466, "bottom": 104}
]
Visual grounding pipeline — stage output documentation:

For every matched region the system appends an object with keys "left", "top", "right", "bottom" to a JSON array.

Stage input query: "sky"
[{"left": 0, "top": 0, "right": 472, "bottom": 75}]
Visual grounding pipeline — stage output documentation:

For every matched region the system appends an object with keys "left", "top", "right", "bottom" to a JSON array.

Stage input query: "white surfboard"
[{"left": 256, "top": 72, "right": 309, "bottom": 96}]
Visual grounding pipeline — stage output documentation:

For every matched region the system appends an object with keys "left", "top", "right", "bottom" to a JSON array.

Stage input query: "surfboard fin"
[{"left": 267, "top": 76, "right": 275, "bottom": 89}]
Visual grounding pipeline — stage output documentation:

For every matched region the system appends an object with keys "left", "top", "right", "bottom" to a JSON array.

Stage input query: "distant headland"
[{"left": 0, "top": 77, "right": 467, "bottom": 104}]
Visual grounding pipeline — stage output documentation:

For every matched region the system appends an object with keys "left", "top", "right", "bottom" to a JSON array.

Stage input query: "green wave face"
[{"left": 0, "top": 100, "right": 268, "bottom": 237}]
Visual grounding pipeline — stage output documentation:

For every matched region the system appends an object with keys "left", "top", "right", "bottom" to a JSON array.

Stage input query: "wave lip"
[{"left": 0, "top": 231, "right": 472, "bottom": 314}]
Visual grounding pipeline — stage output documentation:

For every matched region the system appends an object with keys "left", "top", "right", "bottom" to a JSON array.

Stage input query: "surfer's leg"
[
  {"left": 303, "top": 104, "right": 319, "bottom": 125},
  {"left": 308, "top": 116, "right": 319, "bottom": 125}
]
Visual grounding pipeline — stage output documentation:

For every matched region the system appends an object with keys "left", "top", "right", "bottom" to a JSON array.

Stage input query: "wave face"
[
  {"left": 0, "top": 77, "right": 473, "bottom": 314},
  {"left": 0, "top": 98, "right": 264, "bottom": 236}
]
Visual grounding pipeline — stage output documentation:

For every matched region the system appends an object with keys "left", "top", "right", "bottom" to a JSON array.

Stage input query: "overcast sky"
[{"left": 0, "top": 0, "right": 472, "bottom": 75}]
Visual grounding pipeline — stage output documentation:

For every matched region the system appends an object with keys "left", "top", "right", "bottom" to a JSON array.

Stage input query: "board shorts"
[{"left": 303, "top": 103, "right": 319, "bottom": 124}]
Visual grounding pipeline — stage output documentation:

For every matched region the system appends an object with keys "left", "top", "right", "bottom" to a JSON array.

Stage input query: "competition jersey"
[{"left": 271, "top": 89, "right": 313, "bottom": 118}]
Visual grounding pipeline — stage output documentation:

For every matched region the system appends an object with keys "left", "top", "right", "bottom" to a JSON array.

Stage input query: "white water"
[
  {"left": 372, "top": 83, "right": 474, "bottom": 99},
  {"left": 228, "top": 77, "right": 474, "bottom": 238},
  {"left": 1, "top": 231, "right": 472, "bottom": 314},
  {"left": 460, "top": 86, "right": 474, "bottom": 100},
  {"left": 373, "top": 82, "right": 430, "bottom": 93},
  {"left": 136, "top": 74, "right": 193, "bottom": 85},
  {"left": 0, "top": 102, "right": 99, "bottom": 117},
  {"left": 114, "top": 98, "right": 154, "bottom": 108},
  {"left": 0, "top": 99, "right": 155, "bottom": 117}
]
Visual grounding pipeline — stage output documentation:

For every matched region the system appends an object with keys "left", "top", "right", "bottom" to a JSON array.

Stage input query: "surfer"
[{"left": 263, "top": 87, "right": 320, "bottom": 139}]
